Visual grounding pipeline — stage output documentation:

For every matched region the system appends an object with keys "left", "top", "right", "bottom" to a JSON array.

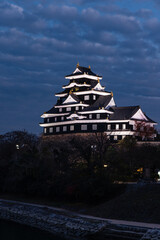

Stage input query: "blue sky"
[{"left": 0, "top": 0, "right": 160, "bottom": 135}]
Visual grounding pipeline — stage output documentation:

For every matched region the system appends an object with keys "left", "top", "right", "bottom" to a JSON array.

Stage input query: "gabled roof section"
[
  {"left": 65, "top": 65, "right": 102, "bottom": 78},
  {"left": 106, "top": 97, "right": 116, "bottom": 109},
  {"left": 62, "top": 82, "right": 91, "bottom": 89},
  {"left": 131, "top": 108, "right": 148, "bottom": 121},
  {"left": 66, "top": 113, "right": 87, "bottom": 120},
  {"left": 62, "top": 93, "right": 80, "bottom": 104},
  {"left": 131, "top": 109, "right": 157, "bottom": 123},
  {"left": 110, "top": 106, "right": 140, "bottom": 120},
  {"left": 93, "top": 82, "right": 105, "bottom": 91}
]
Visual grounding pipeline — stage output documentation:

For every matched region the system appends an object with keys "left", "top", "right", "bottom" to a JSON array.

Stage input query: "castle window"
[
  {"left": 55, "top": 117, "right": 57, "bottom": 122},
  {"left": 56, "top": 127, "right": 60, "bottom": 132},
  {"left": 75, "top": 106, "right": 79, "bottom": 111},
  {"left": 96, "top": 114, "right": 100, "bottom": 119},
  {"left": 114, "top": 136, "right": 118, "bottom": 140},
  {"left": 49, "top": 127, "right": 53, "bottom": 133},
  {"left": 70, "top": 125, "right": 74, "bottom": 131},
  {"left": 63, "top": 126, "right": 67, "bottom": 132},
  {"left": 66, "top": 107, "right": 71, "bottom": 111},
  {"left": 84, "top": 95, "right": 89, "bottom": 100},
  {"left": 89, "top": 114, "right": 92, "bottom": 119},
  {"left": 116, "top": 124, "right": 119, "bottom": 130},
  {"left": 93, "top": 95, "right": 96, "bottom": 100},
  {"left": 92, "top": 124, "right": 97, "bottom": 130},
  {"left": 59, "top": 108, "right": 62, "bottom": 112},
  {"left": 44, "top": 128, "right": 47, "bottom": 134},
  {"left": 81, "top": 125, "right": 87, "bottom": 130},
  {"left": 82, "top": 106, "right": 84, "bottom": 110},
  {"left": 122, "top": 136, "right": 125, "bottom": 139},
  {"left": 61, "top": 116, "right": 64, "bottom": 121},
  {"left": 47, "top": 118, "right": 49, "bottom": 123},
  {"left": 122, "top": 124, "right": 126, "bottom": 130},
  {"left": 107, "top": 124, "right": 111, "bottom": 130}
]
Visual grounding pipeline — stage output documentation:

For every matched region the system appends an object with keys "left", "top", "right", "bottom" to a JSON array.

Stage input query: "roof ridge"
[
  {"left": 113, "top": 105, "right": 140, "bottom": 109},
  {"left": 78, "top": 65, "right": 90, "bottom": 69}
]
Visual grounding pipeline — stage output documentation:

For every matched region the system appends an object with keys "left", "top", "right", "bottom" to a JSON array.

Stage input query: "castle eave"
[
  {"left": 39, "top": 119, "right": 130, "bottom": 127},
  {"left": 65, "top": 74, "right": 102, "bottom": 80}
]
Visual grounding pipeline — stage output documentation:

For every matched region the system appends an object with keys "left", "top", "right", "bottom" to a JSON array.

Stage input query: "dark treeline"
[{"left": 0, "top": 131, "right": 160, "bottom": 204}]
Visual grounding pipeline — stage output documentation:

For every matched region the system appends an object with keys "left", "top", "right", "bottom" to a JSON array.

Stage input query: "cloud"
[
  {"left": 135, "top": 9, "right": 152, "bottom": 18},
  {"left": 37, "top": 4, "right": 78, "bottom": 21},
  {"left": 0, "top": 0, "right": 159, "bottom": 134},
  {"left": 81, "top": 8, "right": 141, "bottom": 35}
]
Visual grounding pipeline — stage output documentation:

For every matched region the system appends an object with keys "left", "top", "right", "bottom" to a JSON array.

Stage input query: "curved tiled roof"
[
  {"left": 109, "top": 106, "right": 140, "bottom": 120},
  {"left": 66, "top": 66, "right": 102, "bottom": 77},
  {"left": 110, "top": 105, "right": 156, "bottom": 123},
  {"left": 46, "top": 107, "right": 58, "bottom": 114},
  {"left": 81, "top": 95, "right": 113, "bottom": 112}
]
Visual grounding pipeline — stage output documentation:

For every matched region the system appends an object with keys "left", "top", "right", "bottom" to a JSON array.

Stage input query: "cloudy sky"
[{"left": 1, "top": 0, "right": 160, "bottom": 135}]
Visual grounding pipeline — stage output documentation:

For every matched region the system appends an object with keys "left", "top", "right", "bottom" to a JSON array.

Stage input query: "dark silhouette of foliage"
[{"left": 0, "top": 131, "right": 160, "bottom": 203}]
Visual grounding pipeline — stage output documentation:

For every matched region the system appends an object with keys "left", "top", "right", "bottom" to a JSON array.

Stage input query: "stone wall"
[
  {"left": 0, "top": 200, "right": 107, "bottom": 240},
  {"left": 1, "top": 199, "right": 160, "bottom": 240}
]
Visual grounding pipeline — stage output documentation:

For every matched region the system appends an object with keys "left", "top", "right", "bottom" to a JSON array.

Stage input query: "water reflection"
[{"left": 0, "top": 219, "right": 64, "bottom": 240}]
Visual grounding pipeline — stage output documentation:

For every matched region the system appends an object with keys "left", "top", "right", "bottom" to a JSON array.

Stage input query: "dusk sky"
[{"left": 1, "top": 0, "right": 160, "bottom": 135}]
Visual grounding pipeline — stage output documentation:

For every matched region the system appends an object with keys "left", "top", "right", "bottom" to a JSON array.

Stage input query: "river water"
[{"left": 0, "top": 219, "right": 64, "bottom": 240}]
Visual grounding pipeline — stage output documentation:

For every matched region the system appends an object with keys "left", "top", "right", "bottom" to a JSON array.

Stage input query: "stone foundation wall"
[
  {"left": 41, "top": 132, "right": 98, "bottom": 141},
  {"left": 1, "top": 199, "right": 160, "bottom": 240},
  {"left": 0, "top": 200, "right": 106, "bottom": 240}
]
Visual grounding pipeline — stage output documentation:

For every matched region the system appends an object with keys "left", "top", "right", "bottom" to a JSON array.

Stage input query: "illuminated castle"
[{"left": 40, "top": 64, "right": 157, "bottom": 141}]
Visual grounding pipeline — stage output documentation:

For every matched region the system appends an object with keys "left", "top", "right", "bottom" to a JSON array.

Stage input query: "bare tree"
[{"left": 134, "top": 120, "right": 156, "bottom": 140}]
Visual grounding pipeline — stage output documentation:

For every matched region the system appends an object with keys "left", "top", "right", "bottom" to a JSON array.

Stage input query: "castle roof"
[
  {"left": 110, "top": 106, "right": 140, "bottom": 120},
  {"left": 65, "top": 65, "right": 102, "bottom": 78},
  {"left": 81, "top": 95, "right": 113, "bottom": 112},
  {"left": 46, "top": 107, "right": 58, "bottom": 114},
  {"left": 109, "top": 106, "right": 156, "bottom": 123}
]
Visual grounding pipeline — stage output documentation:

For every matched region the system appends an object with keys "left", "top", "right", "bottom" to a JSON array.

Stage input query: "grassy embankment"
[{"left": 1, "top": 184, "right": 160, "bottom": 224}]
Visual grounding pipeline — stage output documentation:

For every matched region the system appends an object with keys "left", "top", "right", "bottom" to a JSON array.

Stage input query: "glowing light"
[{"left": 16, "top": 145, "right": 20, "bottom": 150}]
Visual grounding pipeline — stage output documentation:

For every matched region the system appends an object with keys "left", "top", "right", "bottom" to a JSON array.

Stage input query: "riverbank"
[
  {"left": 85, "top": 183, "right": 160, "bottom": 224},
  {"left": 1, "top": 183, "right": 160, "bottom": 223},
  {"left": 1, "top": 199, "right": 160, "bottom": 239},
  {"left": 0, "top": 199, "right": 107, "bottom": 240}
]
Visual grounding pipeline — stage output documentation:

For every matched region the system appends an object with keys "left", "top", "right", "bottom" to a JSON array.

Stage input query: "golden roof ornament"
[
  {"left": 75, "top": 87, "right": 79, "bottom": 91},
  {"left": 111, "top": 91, "right": 113, "bottom": 97},
  {"left": 97, "top": 78, "right": 100, "bottom": 83},
  {"left": 76, "top": 62, "right": 79, "bottom": 68},
  {"left": 69, "top": 89, "right": 73, "bottom": 94},
  {"left": 88, "top": 65, "right": 91, "bottom": 69}
]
